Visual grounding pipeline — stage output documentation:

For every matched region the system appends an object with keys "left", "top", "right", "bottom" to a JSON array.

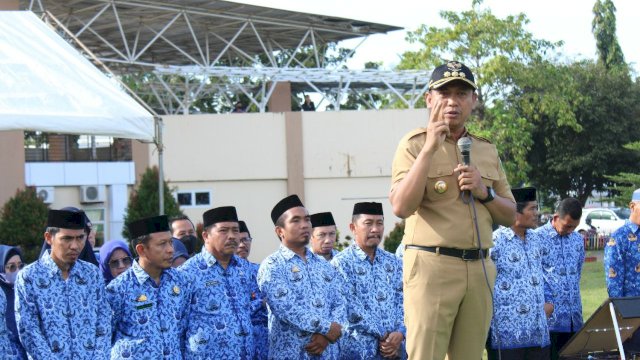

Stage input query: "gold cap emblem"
[
  {"left": 434, "top": 180, "right": 448, "bottom": 194},
  {"left": 173, "top": 286, "right": 180, "bottom": 295},
  {"left": 136, "top": 294, "right": 147, "bottom": 302},
  {"left": 609, "top": 267, "right": 617, "bottom": 278}
]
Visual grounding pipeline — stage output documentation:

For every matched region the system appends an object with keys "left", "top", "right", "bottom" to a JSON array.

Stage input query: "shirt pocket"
[
  {"left": 475, "top": 156, "right": 500, "bottom": 188},
  {"left": 425, "top": 161, "right": 456, "bottom": 202}
]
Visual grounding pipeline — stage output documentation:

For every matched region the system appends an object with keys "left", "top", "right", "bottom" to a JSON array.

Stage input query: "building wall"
[
  {"left": 149, "top": 109, "right": 427, "bottom": 262},
  {"left": 0, "top": 131, "right": 25, "bottom": 207}
]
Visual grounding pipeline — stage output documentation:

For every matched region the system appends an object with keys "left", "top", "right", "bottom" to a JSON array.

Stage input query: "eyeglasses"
[
  {"left": 4, "top": 262, "right": 24, "bottom": 273},
  {"left": 314, "top": 232, "right": 336, "bottom": 240},
  {"left": 239, "top": 237, "right": 253, "bottom": 245},
  {"left": 109, "top": 256, "right": 133, "bottom": 269}
]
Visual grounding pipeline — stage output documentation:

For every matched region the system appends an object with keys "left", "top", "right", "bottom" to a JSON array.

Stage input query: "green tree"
[
  {"left": 607, "top": 141, "right": 640, "bottom": 206},
  {"left": 592, "top": 0, "right": 626, "bottom": 70},
  {"left": 383, "top": 220, "right": 405, "bottom": 254},
  {"left": 122, "top": 166, "right": 183, "bottom": 240},
  {"left": 524, "top": 61, "right": 640, "bottom": 205},
  {"left": 0, "top": 187, "right": 49, "bottom": 262},
  {"left": 397, "top": 4, "right": 567, "bottom": 184}
]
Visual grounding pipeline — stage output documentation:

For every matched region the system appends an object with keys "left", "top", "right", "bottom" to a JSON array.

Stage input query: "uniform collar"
[
  {"left": 200, "top": 248, "right": 238, "bottom": 268},
  {"left": 279, "top": 244, "right": 312, "bottom": 261},
  {"left": 40, "top": 249, "right": 79, "bottom": 277},
  {"left": 132, "top": 260, "right": 173, "bottom": 286},
  {"left": 626, "top": 219, "right": 640, "bottom": 234},
  {"left": 353, "top": 243, "right": 378, "bottom": 263}
]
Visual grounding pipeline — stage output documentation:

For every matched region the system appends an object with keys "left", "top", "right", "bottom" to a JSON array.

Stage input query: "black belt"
[{"left": 405, "top": 245, "right": 488, "bottom": 261}]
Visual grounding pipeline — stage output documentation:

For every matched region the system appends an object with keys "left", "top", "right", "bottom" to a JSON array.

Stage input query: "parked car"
[{"left": 577, "top": 208, "right": 627, "bottom": 234}]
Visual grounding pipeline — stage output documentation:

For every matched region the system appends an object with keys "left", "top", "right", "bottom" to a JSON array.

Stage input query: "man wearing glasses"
[
  {"left": 310, "top": 212, "right": 340, "bottom": 261},
  {"left": 180, "top": 207, "right": 257, "bottom": 359},
  {"left": 15, "top": 209, "right": 111, "bottom": 359},
  {"left": 106, "top": 215, "right": 193, "bottom": 359}
]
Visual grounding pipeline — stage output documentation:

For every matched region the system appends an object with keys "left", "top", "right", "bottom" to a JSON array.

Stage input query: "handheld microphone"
[{"left": 457, "top": 137, "right": 472, "bottom": 166}]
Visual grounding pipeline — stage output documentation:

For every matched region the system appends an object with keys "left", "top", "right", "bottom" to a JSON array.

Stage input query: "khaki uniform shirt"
[{"left": 391, "top": 128, "right": 514, "bottom": 249}]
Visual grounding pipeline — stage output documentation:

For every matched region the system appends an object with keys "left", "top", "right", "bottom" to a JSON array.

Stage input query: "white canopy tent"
[
  {"left": 0, "top": 11, "right": 168, "bottom": 213},
  {"left": 0, "top": 11, "right": 154, "bottom": 140}
]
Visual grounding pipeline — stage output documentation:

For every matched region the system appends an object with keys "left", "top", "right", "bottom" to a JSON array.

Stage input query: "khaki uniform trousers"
[{"left": 403, "top": 248, "right": 496, "bottom": 360}]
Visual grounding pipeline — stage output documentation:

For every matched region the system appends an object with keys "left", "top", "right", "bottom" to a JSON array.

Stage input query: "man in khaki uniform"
[{"left": 389, "top": 61, "right": 516, "bottom": 359}]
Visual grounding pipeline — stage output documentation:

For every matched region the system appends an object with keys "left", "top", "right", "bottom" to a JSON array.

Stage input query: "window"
[
  {"left": 83, "top": 208, "right": 105, "bottom": 247},
  {"left": 175, "top": 190, "right": 211, "bottom": 207}
]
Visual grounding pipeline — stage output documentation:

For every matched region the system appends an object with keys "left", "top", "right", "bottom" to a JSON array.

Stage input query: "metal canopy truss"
[{"left": 24, "top": 0, "right": 430, "bottom": 113}]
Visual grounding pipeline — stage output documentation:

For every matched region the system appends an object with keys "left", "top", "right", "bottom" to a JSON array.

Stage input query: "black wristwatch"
[{"left": 479, "top": 187, "right": 495, "bottom": 204}]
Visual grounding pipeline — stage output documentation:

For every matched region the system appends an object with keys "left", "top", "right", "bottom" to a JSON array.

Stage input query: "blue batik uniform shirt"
[
  {"left": 331, "top": 244, "right": 406, "bottom": 360},
  {"left": 247, "top": 261, "right": 269, "bottom": 360},
  {"left": 534, "top": 221, "right": 584, "bottom": 333},
  {"left": 0, "top": 284, "right": 23, "bottom": 359},
  {"left": 257, "top": 245, "right": 347, "bottom": 360},
  {"left": 604, "top": 220, "right": 640, "bottom": 297},
  {"left": 179, "top": 249, "right": 256, "bottom": 359},
  {"left": 490, "top": 227, "right": 550, "bottom": 350},
  {"left": 15, "top": 251, "right": 111, "bottom": 360},
  {"left": 106, "top": 260, "right": 192, "bottom": 359}
]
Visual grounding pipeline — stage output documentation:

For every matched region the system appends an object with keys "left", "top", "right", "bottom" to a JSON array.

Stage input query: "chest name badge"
[
  {"left": 136, "top": 294, "right": 147, "bottom": 302},
  {"left": 292, "top": 266, "right": 300, "bottom": 273},
  {"left": 434, "top": 180, "right": 448, "bottom": 194},
  {"left": 173, "top": 285, "right": 181, "bottom": 295},
  {"left": 206, "top": 280, "right": 219, "bottom": 287},
  {"left": 136, "top": 303, "right": 153, "bottom": 310},
  {"left": 629, "top": 233, "right": 638, "bottom": 242}
]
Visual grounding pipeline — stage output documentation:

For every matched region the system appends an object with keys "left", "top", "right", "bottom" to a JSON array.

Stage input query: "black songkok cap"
[
  {"left": 239, "top": 220, "right": 251, "bottom": 236},
  {"left": 512, "top": 187, "right": 537, "bottom": 203},
  {"left": 47, "top": 209, "right": 86, "bottom": 229},
  {"left": 202, "top": 206, "right": 238, "bottom": 228},
  {"left": 128, "top": 215, "right": 170, "bottom": 239},
  {"left": 271, "top": 194, "right": 304, "bottom": 225},
  {"left": 310, "top": 212, "right": 336, "bottom": 228},
  {"left": 353, "top": 202, "right": 384, "bottom": 216},
  {"left": 428, "top": 61, "right": 477, "bottom": 90}
]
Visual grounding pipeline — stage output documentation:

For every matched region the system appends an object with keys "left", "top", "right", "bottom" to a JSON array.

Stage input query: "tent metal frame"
[{"left": 25, "top": 0, "right": 430, "bottom": 114}]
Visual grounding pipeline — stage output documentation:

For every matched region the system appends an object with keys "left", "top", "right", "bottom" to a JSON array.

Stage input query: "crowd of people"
[{"left": 0, "top": 61, "right": 637, "bottom": 360}]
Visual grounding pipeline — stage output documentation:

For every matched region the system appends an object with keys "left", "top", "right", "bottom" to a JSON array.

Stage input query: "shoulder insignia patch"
[{"left": 609, "top": 267, "right": 617, "bottom": 278}]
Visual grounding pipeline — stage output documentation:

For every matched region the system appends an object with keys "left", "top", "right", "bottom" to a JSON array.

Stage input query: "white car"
[{"left": 577, "top": 208, "right": 627, "bottom": 235}]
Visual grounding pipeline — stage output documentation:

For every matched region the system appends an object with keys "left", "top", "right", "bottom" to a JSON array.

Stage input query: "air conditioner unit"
[
  {"left": 80, "top": 185, "right": 106, "bottom": 203},
  {"left": 36, "top": 186, "right": 55, "bottom": 204}
]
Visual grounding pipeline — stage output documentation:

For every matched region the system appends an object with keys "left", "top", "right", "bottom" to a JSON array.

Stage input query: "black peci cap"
[
  {"left": 310, "top": 212, "right": 336, "bottom": 228},
  {"left": 47, "top": 209, "right": 86, "bottom": 229},
  {"left": 239, "top": 220, "right": 251, "bottom": 236},
  {"left": 271, "top": 194, "right": 304, "bottom": 225},
  {"left": 352, "top": 202, "right": 384, "bottom": 216},
  {"left": 512, "top": 187, "right": 537, "bottom": 203},
  {"left": 202, "top": 206, "right": 238, "bottom": 228},
  {"left": 128, "top": 215, "right": 170, "bottom": 239}
]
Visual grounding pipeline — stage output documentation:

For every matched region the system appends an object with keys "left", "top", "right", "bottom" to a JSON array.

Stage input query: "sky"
[{"left": 231, "top": 0, "right": 639, "bottom": 74}]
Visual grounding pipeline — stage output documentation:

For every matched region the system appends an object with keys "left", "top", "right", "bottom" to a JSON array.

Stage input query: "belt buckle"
[{"left": 461, "top": 249, "right": 476, "bottom": 261}]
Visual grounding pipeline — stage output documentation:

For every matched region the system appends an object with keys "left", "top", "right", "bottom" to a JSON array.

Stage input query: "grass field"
[{"left": 581, "top": 251, "right": 608, "bottom": 319}]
